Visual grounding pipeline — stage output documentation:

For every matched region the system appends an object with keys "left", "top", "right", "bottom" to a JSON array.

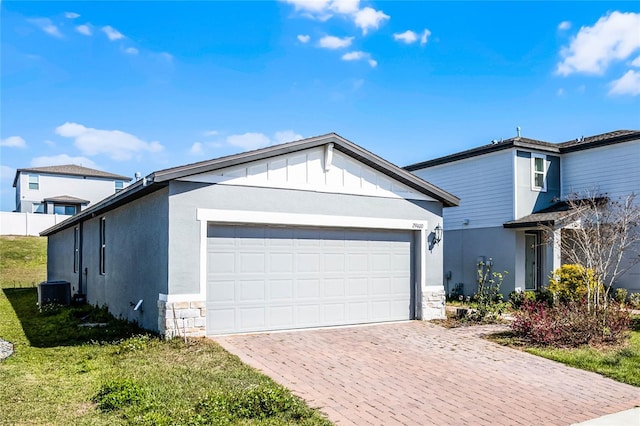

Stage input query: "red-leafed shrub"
[{"left": 511, "top": 299, "right": 630, "bottom": 347}]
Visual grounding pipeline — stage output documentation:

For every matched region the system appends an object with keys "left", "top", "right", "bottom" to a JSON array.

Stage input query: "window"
[
  {"left": 115, "top": 181, "right": 124, "bottom": 192},
  {"left": 54, "top": 205, "right": 77, "bottom": 215},
  {"left": 32, "top": 203, "right": 45, "bottom": 214},
  {"left": 531, "top": 154, "right": 547, "bottom": 192},
  {"left": 99, "top": 217, "right": 106, "bottom": 275},
  {"left": 28, "top": 174, "right": 39, "bottom": 190},
  {"left": 74, "top": 227, "right": 79, "bottom": 273}
]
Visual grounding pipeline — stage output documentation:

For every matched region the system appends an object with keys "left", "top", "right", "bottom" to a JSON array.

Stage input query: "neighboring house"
[
  {"left": 42, "top": 134, "right": 459, "bottom": 337},
  {"left": 13, "top": 165, "right": 132, "bottom": 215},
  {"left": 406, "top": 129, "right": 640, "bottom": 296}
]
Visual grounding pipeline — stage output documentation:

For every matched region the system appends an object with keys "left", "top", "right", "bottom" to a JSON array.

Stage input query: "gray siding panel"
[
  {"left": 168, "top": 182, "right": 443, "bottom": 295},
  {"left": 515, "top": 151, "right": 560, "bottom": 218},
  {"left": 47, "top": 227, "right": 78, "bottom": 290},
  {"left": 412, "top": 150, "right": 514, "bottom": 230}
]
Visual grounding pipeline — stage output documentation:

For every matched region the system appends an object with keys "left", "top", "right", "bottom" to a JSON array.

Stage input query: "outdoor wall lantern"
[{"left": 433, "top": 224, "right": 443, "bottom": 245}]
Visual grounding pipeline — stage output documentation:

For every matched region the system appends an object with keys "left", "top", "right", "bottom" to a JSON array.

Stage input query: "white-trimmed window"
[
  {"left": 115, "top": 180, "right": 124, "bottom": 192},
  {"left": 531, "top": 154, "right": 547, "bottom": 192},
  {"left": 28, "top": 174, "right": 39, "bottom": 190},
  {"left": 99, "top": 217, "right": 106, "bottom": 275}
]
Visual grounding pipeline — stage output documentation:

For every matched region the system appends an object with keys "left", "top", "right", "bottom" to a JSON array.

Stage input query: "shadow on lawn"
[{"left": 3, "top": 288, "right": 147, "bottom": 348}]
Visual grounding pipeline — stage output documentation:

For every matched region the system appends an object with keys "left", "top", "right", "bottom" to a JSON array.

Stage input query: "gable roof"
[
  {"left": 405, "top": 129, "right": 640, "bottom": 171},
  {"left": 13, "top": 164, "right": 131, "bottom": 187},
  {"left": 41, "top": 133, "right": 460, "bottom": 236},
  {"left": 43, "top": 195, "right": 90, "bottom": 205}
]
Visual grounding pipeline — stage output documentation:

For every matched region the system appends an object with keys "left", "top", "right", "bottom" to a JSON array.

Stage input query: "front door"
[{"left": 524, "top": 233, "right": 538, "bottom": 290}]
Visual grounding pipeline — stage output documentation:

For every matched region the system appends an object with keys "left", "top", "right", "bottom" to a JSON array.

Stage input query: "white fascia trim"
[{"left": 158, "top": 293, "right": 205, "bottom": 303}]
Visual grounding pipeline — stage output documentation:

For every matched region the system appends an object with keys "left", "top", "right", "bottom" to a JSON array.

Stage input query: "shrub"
[
  {"left": 630, "top": 293, "right": 640, "bottom": 309},
  {"left": 470, "top": 259, "right": 508, "bottom": 322},
  {"left": 613, "top": 288, "right": 628, "bottom": 305},
  {"left": 549, "top": 264, "right": 602, "bottom": 304},
  {"left": 508, "top": 290, "right": 536, "bottom": 310},
  {"left": 511, "top": 299, "right": 630, "bottom": 347},
  {"left": 195, "top": 384, "right": 310, "bottom": 423},
  {"left": 93, "top": 379, "right": 147, "bottom": 411}
]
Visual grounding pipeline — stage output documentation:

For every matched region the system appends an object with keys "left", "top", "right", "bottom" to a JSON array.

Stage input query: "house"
[
  {"left": 42, "top": 134, "right": 459, "bottom": 337},
  {"left": 13, "top": 164, "right": 132, "bottom": 215},
  {"left": 406, "top": 129, "right": 640, "bottom": 296}
]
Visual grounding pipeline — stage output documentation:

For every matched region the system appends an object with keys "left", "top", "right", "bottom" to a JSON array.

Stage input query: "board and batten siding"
[
  {"left": 411, "top": 149, "right": 514, "bottom": 230},
  {"left": 562, "top": 140, "right": 640, "bottom": 203}
]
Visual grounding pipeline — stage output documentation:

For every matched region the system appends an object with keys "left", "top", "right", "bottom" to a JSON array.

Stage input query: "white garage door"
[{"left": 206, "top": 225, "right": 414, "bottom": 335}]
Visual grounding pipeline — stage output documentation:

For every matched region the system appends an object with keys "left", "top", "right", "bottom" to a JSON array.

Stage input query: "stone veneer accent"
[
  {"left": 157, "top": 299, "right": 206, "bottom": 338},
  {"left": 421, "top": 288, "right": 446, "bottom": 320}
]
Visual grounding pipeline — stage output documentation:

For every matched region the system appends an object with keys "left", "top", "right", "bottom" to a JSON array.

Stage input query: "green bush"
[
  {"left": 508, "top": 290, "right": 537, "bottom": 309},
  {"left": 613, "top": 288, "right": 628, "bottom": 305},
  {"left": 195, "top": 384, "right": 310, "bottom": 423},
  {"left": 630, "top": 293, "right": 640, "bottom": 309},
  {"left": 93, "top": 379, "right": 147, "bottom": 412},
  {"left": 549, "top": 264, "right": 601, "bottom": 304}
]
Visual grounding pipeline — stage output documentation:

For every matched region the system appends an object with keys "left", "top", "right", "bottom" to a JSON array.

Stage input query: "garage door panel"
[{"left": 207, "top": 225, "right": 413, "bottom": 335}]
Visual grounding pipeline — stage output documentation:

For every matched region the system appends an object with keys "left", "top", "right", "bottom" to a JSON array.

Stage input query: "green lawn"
[
  {"left": 0, "top": 236, "right": 331, "bottom": 425},
  {"left": 489, "top": 319, "right": 640, "bottom": 387},
  {"left": 0, "top": 235, "right": 47, "bottom": 288}
]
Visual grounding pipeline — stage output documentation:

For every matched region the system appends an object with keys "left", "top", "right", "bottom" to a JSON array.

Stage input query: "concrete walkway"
[{"left": 215, "top": 321, "right": 640, "bottom": 425}]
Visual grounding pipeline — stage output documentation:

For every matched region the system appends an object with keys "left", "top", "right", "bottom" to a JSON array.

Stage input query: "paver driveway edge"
[{"left": 214, "top": 321, "right": 640, "bottom": 426}]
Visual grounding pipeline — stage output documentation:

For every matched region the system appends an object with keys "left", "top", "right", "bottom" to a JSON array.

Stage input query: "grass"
[
  {"left": 488, "top": 317, "right": 640, "bottom": 387},
  {"left": 0, "top": 235, "right": 47, "bottom": 288},
  {"left": 0, "top": 236, "right": 331, "bottom": 425}
]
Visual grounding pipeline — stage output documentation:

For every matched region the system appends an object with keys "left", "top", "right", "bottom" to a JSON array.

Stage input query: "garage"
[{"left": 206, "top": 225, "right": 414, "bottom": 335}]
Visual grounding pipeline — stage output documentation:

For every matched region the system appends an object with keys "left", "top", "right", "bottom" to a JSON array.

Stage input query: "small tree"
[
  {"left": 471, "top": 258, "right": 507, "bottom": 322},
  {"left": 543, "top": 192, "right": 640, "bottom": 309}
]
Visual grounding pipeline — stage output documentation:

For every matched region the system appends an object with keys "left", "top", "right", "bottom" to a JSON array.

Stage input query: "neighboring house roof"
[
  {"left": 43, "top": 195, "right": 90, "bottom": 205},
  {"left": 41, "top": 133, "right": 460, "bottom": 236},
  {"left": 12, "top": 164, "right": 131, "bottom": 187},
  {"left": 502, "top": 197, "right": 607, "bottom": 229},
  {"left": 405, "top": 129, "right": 640, "bottom": 171}
]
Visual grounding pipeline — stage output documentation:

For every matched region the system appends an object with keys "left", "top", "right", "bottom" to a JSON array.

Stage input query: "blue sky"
[{"left": 1, "top": 1, "right": 639, "bottom": 211}]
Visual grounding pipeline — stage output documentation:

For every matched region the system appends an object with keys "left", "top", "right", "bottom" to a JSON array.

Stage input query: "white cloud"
[
  {"left": 342, "top": 50, "right": 377, "bottom": 67},
  {"left": 189, "top": 142, "right": 204, "bottom": 155},
  {"left": 0, "top": 136, "right": 27, "bottom": 148},
  {"left": 297, "top": 34, "right": 311, "bottom": 43},
  {"left": 273, "top": 130, "right": 303, "bottom": 144},
  {"left": 558, "top": 21, "right": 571, "bottom": 30},
  {"left": 609, "top": 70, "right": 640, "bottom": 96},
  {"left": 319, "top": 35, "right": 353, "bottom": 49},
  {"left": 353, "top": 7, "right": 389, "bottom": 35},
  {"left": 156, "top": 52, "right": 173, "bottom": 62},
  {"left": 330, "top": 0, "right": 359, "bottom": 14},
  {"left": 101, "top": 25, "right": 125, "bottom": 41},
  {"left": 124, "top": 47, "right": 139, "bottom": 55},
  {"left": 394, "top": 30, "right": 417, "bottom": 44},
  {"left": 30, "top": 154, "right": 98, "bottom": 169},
  {"left": 631, "top": 56, "right": 640, "bottom": 67},
  {"left": 65, "top": 12, "right": 80, "bottom": 19},
  {"left": 203, "top": 130, "right": 219, "bottom": 137},
  {"left": 44, "top": 140, "right": 56, "bottom": 147},
  {"left": 28, "top": 18, "right": 63, "bottom": 38},
  {"left": 76, "top": 24, "right": 92, "bottom": 36},
  {"left": 420, "top": 29, "right": 431, "bottom": 46},
  {"left": 556, "top": 11, "right": 640, "bottom": 75},
  {"left": 55, "top": 122, "right": 164, "bottom": 161},
  {"left": 225, "top": 130, "right": 304, "bottom": 151},
  {"left": 0, "top": 165, "right": 15, "bottom": 181},
  {"left": 282, "top": 0, "right": 331, "bottom": 14},
  {"left": 227, "top": 132, "right": 271, "bottom": 150}
]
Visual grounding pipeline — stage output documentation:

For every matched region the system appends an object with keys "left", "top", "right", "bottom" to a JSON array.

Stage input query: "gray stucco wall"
[
  {"left": 47, "top": 226, "right": 78, "bottom": 291},
  {"left": 442, "top": 226, "right": 517, "bottom": 297},
  {"left": 47, "top": 187, "right": 169, "bottom": 331},
  {"left": 167, "top": 181, "right": 444, "bottom": 296}
]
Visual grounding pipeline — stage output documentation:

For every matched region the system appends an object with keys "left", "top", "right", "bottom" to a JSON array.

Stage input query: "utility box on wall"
[{"left": 38, "top": 280, "right": 71, "bottom": 306}]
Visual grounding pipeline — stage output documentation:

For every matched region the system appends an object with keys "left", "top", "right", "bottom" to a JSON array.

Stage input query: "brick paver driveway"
[{"left": 214, "top": 321, "right": 640, "bottom": 425}]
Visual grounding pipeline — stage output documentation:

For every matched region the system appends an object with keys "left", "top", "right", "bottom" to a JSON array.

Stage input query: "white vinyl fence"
[{"left": 0, "top": 212, "right": 71, "bottom": 236}]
